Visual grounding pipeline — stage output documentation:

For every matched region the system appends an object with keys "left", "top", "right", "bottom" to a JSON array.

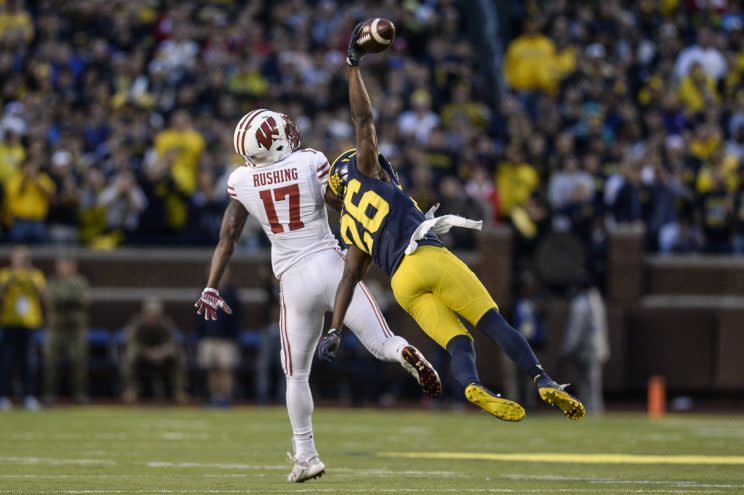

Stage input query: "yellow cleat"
[
  {"left": 538, "top": 384, "right": 587, "bottom": 420},
  {"left": 464, "top": 383, "right": 525, "bottom": 422}
]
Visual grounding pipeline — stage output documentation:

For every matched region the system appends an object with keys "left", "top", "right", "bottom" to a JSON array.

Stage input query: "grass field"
[{"left": 1, "top": 407, "right": 743, "bottom": 494}]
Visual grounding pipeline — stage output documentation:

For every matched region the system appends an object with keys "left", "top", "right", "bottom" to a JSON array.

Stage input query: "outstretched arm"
[
  {"left": 330, "top": 245, "right": 372, "bottom": 330},
  {"left": 318, "top": 245, "right": 372, "bottom": 361},
  {"left": 196, "top": 199, "right": 248, "bottom": 320},
  {"left": 348, "top": 61, "right": 380, "bottom": 178},
  {"left": 207, "top": 199, "right": 248, "bottom": 288}
]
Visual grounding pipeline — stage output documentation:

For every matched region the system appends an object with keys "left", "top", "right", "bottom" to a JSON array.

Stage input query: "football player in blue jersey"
[{"left": 317, "top": 22, "right": 585, "bottom": 421}]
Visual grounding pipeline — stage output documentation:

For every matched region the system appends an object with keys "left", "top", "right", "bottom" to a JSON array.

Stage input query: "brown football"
[{"left": 355, "top": 18, "right": 396, "bottom": 54}]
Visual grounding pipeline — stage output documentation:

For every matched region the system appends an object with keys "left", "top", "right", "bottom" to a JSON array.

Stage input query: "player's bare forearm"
[
  {"left": 206, "top": 199, "right": 248, "bottom": 288},
  {"left": 348, "top": 65, "right": 379, "bottom": 177},
  {"left": 330, "top": 246, "right": 372, "bottom": 330}
]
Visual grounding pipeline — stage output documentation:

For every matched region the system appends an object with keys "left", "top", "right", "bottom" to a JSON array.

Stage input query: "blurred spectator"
[
  {"left": 440, "top": 83, "right": 490, "bottom": 132},
  {"left": 43, "top": 256, "right": 89, "bottom": 405},
  {"left": 153, "top": 25, "right": 198, "bottom": 82},
  {"left": 153, "top": 110, "right": 205, "bottom": 195},
  {"left": 423, "top": 128, "right": 458, "bottom": 183},
  {"left": 0, "top": 0, "right": 34, "bottom": 44},
  {"left": 609, "top": 160, "right": 643, "bottom": 225},
  {"left": 495, "top": 144, "right": 539, "bottom": 218},
  {"left": 561, "top": 275, "right": 609, "bottom": 415},
  {"left": 674, "top": 26, "right": 726, "bottom": 81},
  {"left": 121, "top": 298, "right": 187, "bottom": 403},
  {"left": 99, "top": 170, "right": 147, "bottom": 243},
  {"left": 464, "top": 165, "right": 498, "bottom": 223},
  {"left": 0, "top": 128, "right": 25, "bottom": 182},
  {"left": 0, "top": 246, "right": 44, "bottom": 411},
  {"left": 47, "top": 150, "right": 80, "bottom": 244},
  {"left": 397, "top": 89, "right": 439, "bottom": 144},
  {"left": 646, "top": 165, "right": 687, "bottom": 254},
  {"left": 196, "top": 268, "right": 240, "bottom": 407},
  {"left": 504, "top": 19, "right": 557, "bottom": 94},
  {"left": 548, "top": 156, "right": 594, "bottom": 212},
  {"left": 137, "top": 152, "right": 190, "bottom": 244},
  {"left": 187, "top": 169, "right": 227, "bottom": 245},
  {"left": 4, "top": 159, "right": 55, "bottom": 243},
  {"left": 696, "top": 168, "right": 733, "bottom": 253},
  {"left": 77, "top": 168, "right": 110, "bottom": 247},
  {"left": 677, "top": 63, "right": 719, "bottom": 115}
]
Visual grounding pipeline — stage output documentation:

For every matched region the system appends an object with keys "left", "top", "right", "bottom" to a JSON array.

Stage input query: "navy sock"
[
  {"left": 445, "top": 335, "right": 479, "bottom": 388},
  {"left": 476, "top": 309, "right": 546, "bottom": 381}
]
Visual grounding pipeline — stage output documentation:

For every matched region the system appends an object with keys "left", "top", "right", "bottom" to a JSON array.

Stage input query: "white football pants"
[{"left": 278, "top": 248, "right": 408, "bottom": 459}]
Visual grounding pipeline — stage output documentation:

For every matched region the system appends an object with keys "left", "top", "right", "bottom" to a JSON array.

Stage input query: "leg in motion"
[
  {"left": 477, "top": 309, "right": 585, "bottom": 420},
  {"left": 447, "top": 334, "right": 525, "bottom": 422},
  {"left": 422, "top": 246, "right": 586, "bottom": 421},
  {"left": 476, "top": 309, "right": 543, "bottom": 380},
  {"left": 342, "top": 280, "right": 440, "bottom": 398},
  {"left": 279, "top": 286, "right": 325, "bottom": 483},
  {"left": 391, "top": 275, "right": 525, "bottom": 422}
]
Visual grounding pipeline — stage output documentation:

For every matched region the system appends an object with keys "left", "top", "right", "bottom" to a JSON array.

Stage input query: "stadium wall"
[{"left": 2, "top": 230, "right": 743, "bottom": 397}]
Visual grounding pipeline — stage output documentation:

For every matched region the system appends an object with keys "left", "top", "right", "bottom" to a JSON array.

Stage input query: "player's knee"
[
  {"left": 285, "top": 369, "right": 310, "bottom": 381},
  {"left": 445, "top": 334, "right": 474, "bottom": 355},
  {"left": 475, "top": 307, "right": 502, "bottom": 328}
]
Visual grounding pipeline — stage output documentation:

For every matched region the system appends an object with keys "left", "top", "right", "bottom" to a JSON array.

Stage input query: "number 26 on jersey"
[{"left": 340, "top": 179, "right": 389, "bottom": 254}]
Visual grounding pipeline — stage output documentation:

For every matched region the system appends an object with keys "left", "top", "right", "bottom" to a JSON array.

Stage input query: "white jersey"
[{"left": 227, "top": 148, "right": 339, "bottom": 277}]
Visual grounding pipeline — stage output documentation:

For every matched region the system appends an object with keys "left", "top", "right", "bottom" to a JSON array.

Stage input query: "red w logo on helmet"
[{"left": 255, "top": 116, "right": 279, "bottom": 150}]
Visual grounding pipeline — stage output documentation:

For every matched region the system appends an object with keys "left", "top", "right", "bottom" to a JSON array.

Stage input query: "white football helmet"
[{"left": 233, "top": 109, "right": 301, "bottom": 167}]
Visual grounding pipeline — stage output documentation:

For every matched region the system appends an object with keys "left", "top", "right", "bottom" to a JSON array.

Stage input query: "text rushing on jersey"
[{"left": 254, "top": 168, "right": 298, "bottom": 187}]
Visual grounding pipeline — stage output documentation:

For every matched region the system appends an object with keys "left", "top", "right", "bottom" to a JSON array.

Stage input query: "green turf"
[{"left": 0, "top": 406, "right": 743, "bottom": 494}]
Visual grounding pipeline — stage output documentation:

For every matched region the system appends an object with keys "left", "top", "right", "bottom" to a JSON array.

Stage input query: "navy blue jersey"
[{"left": 338, "top": 154, "right": 442, "bottom": 276}]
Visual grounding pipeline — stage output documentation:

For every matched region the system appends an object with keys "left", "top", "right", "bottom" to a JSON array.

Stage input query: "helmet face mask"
[{"left": 233, "top": 109, "right": 302, "bottom": 167}]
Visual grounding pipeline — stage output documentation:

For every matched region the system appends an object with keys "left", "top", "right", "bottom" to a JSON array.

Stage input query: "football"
[{"left": 355, "top": 17, "right": 396, "bottom": 54}]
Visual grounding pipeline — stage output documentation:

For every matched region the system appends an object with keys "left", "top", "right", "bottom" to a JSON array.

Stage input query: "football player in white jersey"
[{"left": 194, "top": 109, "right": 441, "bottom": 483}]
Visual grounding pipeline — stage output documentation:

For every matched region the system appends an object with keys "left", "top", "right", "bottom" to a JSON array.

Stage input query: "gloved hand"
[
  {"left": 347, "top": 21, "right": 366, "bottom": 66},
  {"left": 318, "top": 328, "right": 343, "bottom": 361},
  {"left": 195, "top": 288, "right": 233, "bottom": 321}
]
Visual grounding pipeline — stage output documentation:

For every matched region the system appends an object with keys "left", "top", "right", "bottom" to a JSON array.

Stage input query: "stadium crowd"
[
  {"left": 502, "top": 0, "right": 744, "bottom": 260},
  {"left": 1, "top": 0, "right": 743, "bottom": 258}
]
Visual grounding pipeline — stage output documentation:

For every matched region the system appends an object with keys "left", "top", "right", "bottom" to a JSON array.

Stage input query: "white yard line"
[
  {"left": 146, "top": 462, "right": 465, "bottom": 478},
  {"left": 159, "top": 432, "right": 211, "bottom": 441},
  {"left": 146, "top": 461, "right": 287, "bottom": 470},
  {"left": 0, "top": 456, "right": 115, "bottom": 466},
  {"left": 380, "top": 451, "right": 744, "bottom": 465},
  {"left": 0, "top": 475, "right": 152, "bottom": 479}
]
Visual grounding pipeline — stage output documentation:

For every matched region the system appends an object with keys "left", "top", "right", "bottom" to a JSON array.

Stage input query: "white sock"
[
  {"left": 286, "top": 375, "right": 317, "bottom": 459},
  {"left": 293, "top": 433, "right": 316, "bottom": 461}
]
